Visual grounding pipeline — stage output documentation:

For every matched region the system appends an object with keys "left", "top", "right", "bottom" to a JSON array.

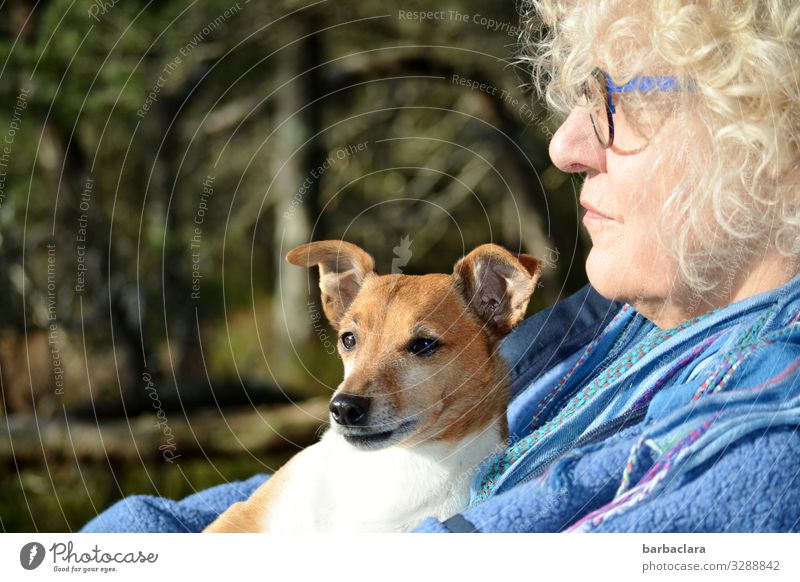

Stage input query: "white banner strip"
[{"left": 1, "top": 533, "right": 798, "bottom": 581}]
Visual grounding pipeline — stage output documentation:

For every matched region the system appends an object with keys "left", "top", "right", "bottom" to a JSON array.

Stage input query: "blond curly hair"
[{"left": 520, "top": 0, "right": 800, "bottom": 292}]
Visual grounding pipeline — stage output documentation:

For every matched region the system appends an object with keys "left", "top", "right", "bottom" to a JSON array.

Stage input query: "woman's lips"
[{"left": 580, "top": 199, "right": 614, "bottom": 223}]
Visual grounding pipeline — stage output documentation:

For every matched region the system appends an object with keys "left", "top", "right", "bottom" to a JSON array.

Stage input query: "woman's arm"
[{"left": 80, "top": 474, "right": 269, "bottom": 533}]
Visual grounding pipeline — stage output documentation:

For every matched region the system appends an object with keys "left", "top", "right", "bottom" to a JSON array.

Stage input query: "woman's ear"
[
  {"left": 453, "top": 244, "right": 541, "bottom": 340},
  {"left": 286, "top": 240, "right": 376, "bottom": 329}
]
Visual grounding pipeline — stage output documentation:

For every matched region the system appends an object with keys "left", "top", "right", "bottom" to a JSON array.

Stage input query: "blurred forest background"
[{"left": 0, "top": 0, "right": 590, "bottom": 531}]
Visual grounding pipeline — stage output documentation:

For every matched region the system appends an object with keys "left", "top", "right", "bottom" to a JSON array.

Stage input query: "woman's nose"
[{"left": 548, "top": 107, "right": 607, "bottom": 174}]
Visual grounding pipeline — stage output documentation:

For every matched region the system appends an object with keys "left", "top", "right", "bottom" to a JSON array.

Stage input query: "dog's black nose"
[{"left": 330, "top": 394, "right": 370, "bottom": 427}]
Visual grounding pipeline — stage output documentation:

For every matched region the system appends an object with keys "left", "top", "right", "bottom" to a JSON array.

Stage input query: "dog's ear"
[
  {"left": 453, "top": 244, "right": 541, "bottom": 339},
  {"left": 286, "top": 240, "right": 376, "bottom": 328}
]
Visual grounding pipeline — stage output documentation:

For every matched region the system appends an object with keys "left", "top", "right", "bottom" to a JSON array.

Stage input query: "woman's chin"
[
  {"left": 586, "top": 247, "right": 662, "bottom": 303},
  {"left": 585, "top": 247, "right": 637, "bottom": 303},
  {"left": 585, "top": 245, "right": 680, "bottom": 308}
]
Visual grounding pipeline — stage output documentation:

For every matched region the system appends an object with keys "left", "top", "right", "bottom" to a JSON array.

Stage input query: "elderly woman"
[{"left": 82, "top": 0, "right": 800, "bottom": 532}]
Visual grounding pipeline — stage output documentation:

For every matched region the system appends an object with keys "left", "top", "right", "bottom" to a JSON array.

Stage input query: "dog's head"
[{"left": 286, "top": 241, "right": 541, "bottom": 450}]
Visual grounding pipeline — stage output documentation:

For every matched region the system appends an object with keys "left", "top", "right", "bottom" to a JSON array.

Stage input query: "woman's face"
[{"left": 548, "top": 93, "right": 687, "bottom": 311}]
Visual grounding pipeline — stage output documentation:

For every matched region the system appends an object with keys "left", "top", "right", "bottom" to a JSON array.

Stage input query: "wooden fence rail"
[{"left": 0, "top": 397, "right": 329, "bottom": 465}]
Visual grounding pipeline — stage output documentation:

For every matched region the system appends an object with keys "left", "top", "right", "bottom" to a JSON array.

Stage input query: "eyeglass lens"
[{"left": 582, "top": 69, "right": 613, "bottom": 148}]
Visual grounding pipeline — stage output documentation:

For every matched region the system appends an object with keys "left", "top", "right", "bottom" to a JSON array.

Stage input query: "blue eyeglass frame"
[{"left": 587, "top": 68, "right": 693, "bottom": 148}]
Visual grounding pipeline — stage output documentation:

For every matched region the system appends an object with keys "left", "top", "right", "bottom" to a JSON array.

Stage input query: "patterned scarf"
[{"left": 470, "top": 307, "right": 712, "bottom": 506}]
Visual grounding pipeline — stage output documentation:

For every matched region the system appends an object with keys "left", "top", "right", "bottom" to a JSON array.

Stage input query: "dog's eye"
[
  {"left": 340, "top": 332, "right": 356, "bottom": 350},
  {"left": 407, "top": 337, "right": 440, "bottom": 357}
]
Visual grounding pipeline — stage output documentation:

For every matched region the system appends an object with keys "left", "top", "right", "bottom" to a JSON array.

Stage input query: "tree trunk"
[{"left": 271, "top": 19, "right": 324, "bottom": 355}]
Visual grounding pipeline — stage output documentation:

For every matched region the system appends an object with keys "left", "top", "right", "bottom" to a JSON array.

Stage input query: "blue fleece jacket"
[{"left": 81, "top": 276, "right": 800, "bottom": 533}]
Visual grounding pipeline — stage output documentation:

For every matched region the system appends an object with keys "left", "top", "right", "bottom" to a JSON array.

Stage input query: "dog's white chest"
[{"left": 262, "top": 427, "right": 502, "bottom": 532}]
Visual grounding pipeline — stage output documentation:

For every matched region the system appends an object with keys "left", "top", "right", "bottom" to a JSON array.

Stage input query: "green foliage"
[{"left": 0, "top": 0, "right": 587, "bottom": 532}]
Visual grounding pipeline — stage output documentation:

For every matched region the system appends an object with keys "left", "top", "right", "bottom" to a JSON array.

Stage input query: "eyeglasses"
[{"left": 581, "top": 68, "right": 689, "bottom": 148}]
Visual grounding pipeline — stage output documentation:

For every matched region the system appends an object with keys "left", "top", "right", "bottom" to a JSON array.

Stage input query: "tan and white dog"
[{"left": 205, "top": 240, "right": 540, "bottom": 532}]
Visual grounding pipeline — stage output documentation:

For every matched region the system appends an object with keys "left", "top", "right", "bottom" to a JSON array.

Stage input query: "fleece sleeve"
[
  {"left": 590, "top": 427, "right": 800, "bottom": 532},
  {"left": 80, "top": 474, "right": 269, "bottom": 533}
]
